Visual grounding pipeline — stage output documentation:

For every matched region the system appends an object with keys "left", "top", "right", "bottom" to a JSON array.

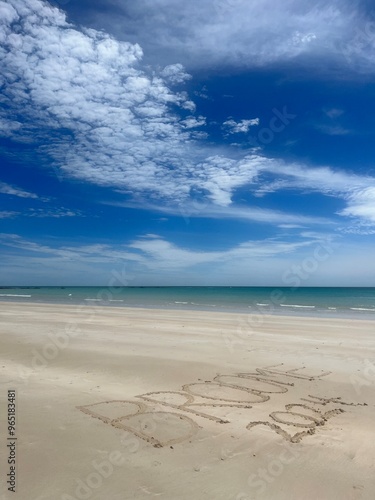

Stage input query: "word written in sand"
[{"left": 77, "top": 364, "right": 365, "bottom": 447}]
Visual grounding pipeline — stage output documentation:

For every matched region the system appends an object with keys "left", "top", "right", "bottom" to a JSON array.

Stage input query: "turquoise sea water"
[{"left": 0, "top": 286, "right": 375, "bottom": 319}]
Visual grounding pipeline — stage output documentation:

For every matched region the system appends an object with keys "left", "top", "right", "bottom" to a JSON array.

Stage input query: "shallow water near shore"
[{"left": 1, "top": 286, "right": 375, "bottom": 320}]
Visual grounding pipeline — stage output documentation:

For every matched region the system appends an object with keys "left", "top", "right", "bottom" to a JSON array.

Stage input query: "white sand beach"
[{"left": 1, "top": 302, "right": 374, "bottom": 499}]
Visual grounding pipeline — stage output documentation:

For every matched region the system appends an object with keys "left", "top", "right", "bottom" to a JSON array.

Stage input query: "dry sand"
[{"left": 0, "top": 302, "right": 374, "bottom": 500}]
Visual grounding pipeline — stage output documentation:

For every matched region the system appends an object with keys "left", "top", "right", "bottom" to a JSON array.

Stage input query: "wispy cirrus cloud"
[
  {"left": 76, "top": 0, "right": 375, "bottom": 74},
  {"left": 339, "top": 187, "right": 375, "bottom": 223},
  {"left": 323, "top": 108, "right": 345, "bottom": 119},
  {"left": 0, "top": 211, "right": 18, "bottom": 218},
  {"left": 114, "top": 200, "right": 332, "bottom": 226},
  {"left": 314, "top": 107, "right": 350, "bottom": 136},
  {"left": 0, "top": 181, "right": 38, "bottom": 199},
  {"left": 0, "top": 230, "right": 334, "bottom": 273},
  {"left": 254, "top": 163, "right": 368, "bottom": 196},
  {"left": 27, "top": 207, "right": 83, "bottom": 218},
  {"left": 316, "top": 124, "right": 351, "bottom": 136},
  {"left": 2, "top": 232, "right": 375, "bottom": 286},
  {"left": 111, "top": 159, "right": 375, "bottom": 227},
  {"left": 254, "top": 162, "right": 375, "bottom": 224},
  {"left": 0, "top": 205, "right": 83, "bottom": 219},
  {"left": 0, "top": 233, "right": 144, "bottom": 263},
  {"left": 128, "top": 233, "right": 326, "bottom": 271}
]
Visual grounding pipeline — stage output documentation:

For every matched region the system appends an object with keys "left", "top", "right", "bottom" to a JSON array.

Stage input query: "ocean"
[{"left": 0, "top": 286, "right": 375, "bottom": 319}]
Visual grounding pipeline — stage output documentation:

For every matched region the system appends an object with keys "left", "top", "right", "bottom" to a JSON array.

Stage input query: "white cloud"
[
  {"left": 159, "top": 63, "right": 192, "bottom": 84},
  {"left": 128, "top": 234, "right": 326, "bottom": 271},
  {"left": 2, "top": 232, "right": 375, "bottom": 286},
  {"left": 225, "top": 162, "right": 375, "bottom": 230},
  {"left": 27, "top": 207, "right": 83, "bottom": 218},
  {"left": 0, "top": 211, "right": 18, "bottom": 218},
  {"left": 1, "top": 0, "right": 375, "bottom": 229},
  {"left": 254, "top": 163, "right": 375, "bottom": 226},
  {"left": 223, "top": 118, "right": 260, "bottom": 134},
  {"left": 2, "top": 0, "right": 263, "bottom": 208},
  {"left": 255, "top": 162, "right": 375, "bottom": 194},
  {"left": 141, "top": 233, "right": 161, "bottom": 239},
  {"left": 0, "top": 0, "right": 203, "bottom": 202},
  {"left": 1, "top": 0, "right": 273, "bottom": 212},
  {"left": 324, "top": 108, "right": 344, "bottom": 119},
  {"left": 315, "top": 108, "right": 349, "bottom": 135},
  {"left": 316, "top": 125, "right": 350, "bottom": 136},
  {"left": 0, "top": 233, "right": 145, "bottom": 263},
  {"left": 0, "top": 119, "right": 22, "bottom": 136},
  {"left": 62, "top": 136, "right": 375, "bottom": 225},
  {"left": 180, "top": 116, "right": 206, "bottom": 129},
  {"left": 339, "top": 187, "right": 375, "bottom": 223},
  {"left": 190, "top": 154, "right": 265, "bottom": 206},
  {"left": 339, "top": 223, "right": 375, "bottom": 236},
  {"left": 0, "top": 231, "right": 331, "bottom": 275},
  {"left": 82, "top": 0, "right": 375, "bottom": 74},
  {"left": 127, "top": 200, "right": 331, "bottom": 226},
  {"left": 278, "top": 224, "right": 305, "bottom": 229},
  {"left": 0, "top": 201, "right": 83, "bottom": 218},
  {"left": 0, "top": 182, "right": 38, "bottom": 199}
]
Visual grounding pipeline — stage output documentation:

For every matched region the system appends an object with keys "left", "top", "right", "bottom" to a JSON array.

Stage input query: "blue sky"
[{"left": 0, "top": 0, "right": 375, "bottom": 286}]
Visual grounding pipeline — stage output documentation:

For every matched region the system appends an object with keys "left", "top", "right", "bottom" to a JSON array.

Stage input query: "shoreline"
[{"left": 1, "top": 297, "right": 375, "bottom": 322}]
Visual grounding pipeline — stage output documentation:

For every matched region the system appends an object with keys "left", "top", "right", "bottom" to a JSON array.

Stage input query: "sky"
[{"left": 0, "top": 0, "right": 375, "bottom": 286}]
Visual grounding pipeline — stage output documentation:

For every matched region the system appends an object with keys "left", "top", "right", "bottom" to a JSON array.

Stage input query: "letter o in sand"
[
  {"left": 182, "top": 382, "right": 267, "bottom": 403},
  {"left": 86, "top": 472, "right": 103, "bottom": 489},
  {"left": 270, "top": 411, "right": 317, "bottom": 428},
  {"left": 215, "top": 375, "right": 287, "bottom": 394}
]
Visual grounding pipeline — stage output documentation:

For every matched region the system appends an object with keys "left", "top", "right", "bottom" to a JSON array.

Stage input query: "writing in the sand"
[{"left": 76, "top": 365, "right": 360, "bottom": 448}]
